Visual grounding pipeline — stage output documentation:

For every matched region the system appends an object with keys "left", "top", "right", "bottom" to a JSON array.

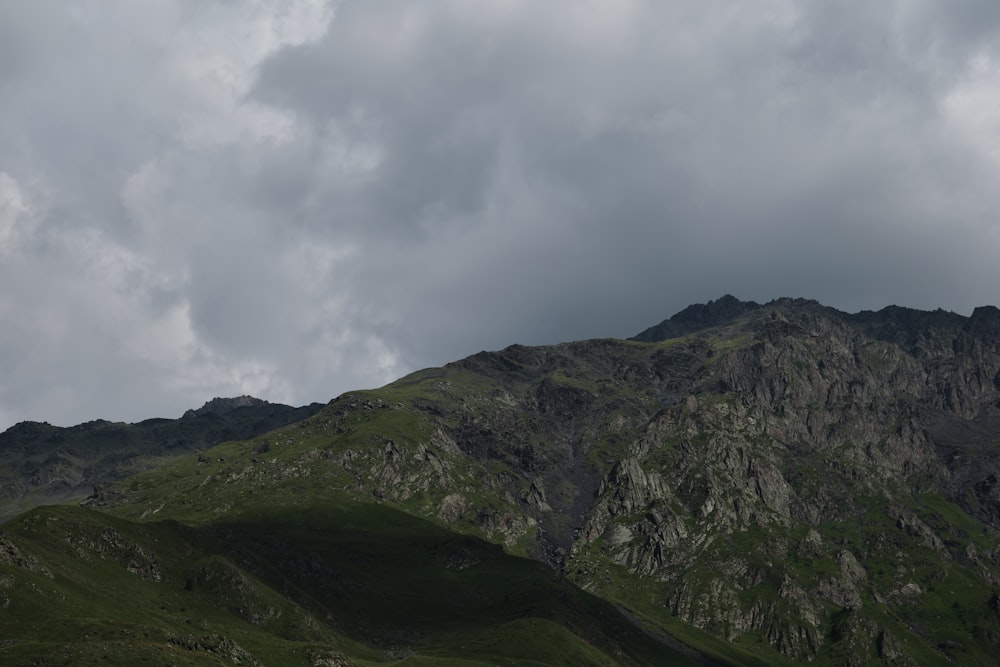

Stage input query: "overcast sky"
[{"left": 2, "top": 0, "right": 999, "bottom": 428}]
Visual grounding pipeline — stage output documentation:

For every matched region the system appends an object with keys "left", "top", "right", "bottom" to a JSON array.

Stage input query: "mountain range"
[
  {"left": 3, "top": 295, "right": 1000, "bottom": 666},
  {"left": 0, "top": 396, "right": 324, "bottom": 522}
]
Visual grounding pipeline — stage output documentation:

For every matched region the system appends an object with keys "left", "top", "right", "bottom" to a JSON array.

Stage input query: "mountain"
[
  {"left": 4, "top": 296, "right": 1000, "bottom": 665},
  {"left": 0, "top": 397, "right": 324, "bottom": 521}
]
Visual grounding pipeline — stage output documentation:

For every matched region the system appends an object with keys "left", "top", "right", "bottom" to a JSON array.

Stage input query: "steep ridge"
[{"left": 4, "top": 296, "right": 1000, "bottom": 665}]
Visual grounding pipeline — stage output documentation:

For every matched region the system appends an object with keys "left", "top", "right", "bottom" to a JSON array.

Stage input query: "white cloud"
[
  {"left": 121, "top": 160, "right": 171, "bottom": 236},
  {"left": 163, "top": 0, "right": 333, "bottom": 147},
  {"left": 943, "top": 52, "right": 1000, "bottom": 166},
  {"left": 0, "top": 172, "right": 33, "bottom": 252}
]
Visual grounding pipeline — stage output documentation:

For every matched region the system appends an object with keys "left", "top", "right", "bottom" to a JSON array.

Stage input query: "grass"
[
  {"left": 212, "top": 500, "right": 701, "bottom": 665},
  {"left": 1, "top": 506, "right": 366, "bottom": 666},
  {"left": 1, "top": 499, "right": 704, "bottom": 666}
]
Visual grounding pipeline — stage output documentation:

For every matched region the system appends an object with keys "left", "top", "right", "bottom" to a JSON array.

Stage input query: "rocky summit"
[{"left": 3, "top": 296, "right": 1000, "bottom": 666}]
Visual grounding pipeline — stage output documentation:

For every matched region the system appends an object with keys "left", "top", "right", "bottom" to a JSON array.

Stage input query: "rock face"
[
  {"left": 69, "top": 297, "right": 1000, "bottom": 665},
  {"left": 569, "top": 298, "right": 1000, "bottom": 664}
]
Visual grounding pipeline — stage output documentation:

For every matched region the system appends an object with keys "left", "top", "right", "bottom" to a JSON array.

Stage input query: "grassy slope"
[{"left": 0, "top": 501, "right": 703, "bottom": 666}]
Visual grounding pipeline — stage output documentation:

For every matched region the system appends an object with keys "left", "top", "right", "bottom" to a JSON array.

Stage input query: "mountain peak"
[
  {"left": 181, "top": 395, "right": 269, "bottom": 419},
  {"left": 629, "top": 294, "right": 763, "bottom": 342}
]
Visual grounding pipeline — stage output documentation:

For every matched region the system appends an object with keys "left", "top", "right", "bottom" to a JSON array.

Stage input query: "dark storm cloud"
[
  {"left": 247, "top": 0, "right": 1000, "bottom": 357},
  {"left": 1, "top": 1, "right": 999, "bottom": 428}
]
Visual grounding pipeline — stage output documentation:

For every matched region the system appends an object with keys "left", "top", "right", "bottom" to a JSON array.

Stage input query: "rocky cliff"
[{"left": 571, "top": 298, "right": 1000, "bottom": 664}]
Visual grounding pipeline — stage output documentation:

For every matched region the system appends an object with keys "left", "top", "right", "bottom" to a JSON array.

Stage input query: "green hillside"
[{"left": 1, "top": 501, "right": 702, "bottom": 666}]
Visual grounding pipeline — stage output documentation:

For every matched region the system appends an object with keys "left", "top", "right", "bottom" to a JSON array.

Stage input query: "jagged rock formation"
[
  {"left": 570, "top": 298, "right": 1000, "bottom": 663},
  {"left": 580, "top": 299, "right": 1000, "bottom": 664},
  {"left": 182, "top": 395, "right": 269, "bottom": 419}
]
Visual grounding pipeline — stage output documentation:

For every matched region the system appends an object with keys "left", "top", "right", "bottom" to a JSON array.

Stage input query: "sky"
[{"left": 2, "top": 0, "right": 1000, "bottom": 428}]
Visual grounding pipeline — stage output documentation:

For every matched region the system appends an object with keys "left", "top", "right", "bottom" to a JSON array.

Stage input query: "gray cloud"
[{"left": 1, "top": 0, "right": 999, "bottom": 428}]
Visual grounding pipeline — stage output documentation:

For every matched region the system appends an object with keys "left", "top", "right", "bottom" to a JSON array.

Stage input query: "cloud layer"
[{"left": 2, "top": 0, "right": 1000, "bottom": 427}]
